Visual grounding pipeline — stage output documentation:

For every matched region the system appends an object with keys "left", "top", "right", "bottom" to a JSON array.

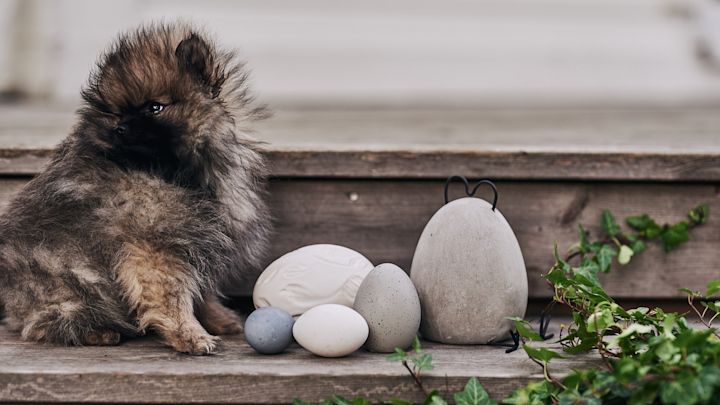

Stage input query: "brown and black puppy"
[{"left": 0, "top": 23, "right": 271, "bottom": 354}]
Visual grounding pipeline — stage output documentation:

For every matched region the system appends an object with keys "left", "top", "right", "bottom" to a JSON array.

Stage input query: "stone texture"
[
  {"left": 354, "top": 263, "right": 421, "bottom": 353},
  {"left": 253, "top": 244, "right": 374, "bottom": 316},
  {"left": 292, "top": 304, "right": 369, "bottom": 358},
  {"left": 244, "top": 307, "right": 295, "bottom": 355},
  {"left": 410, "top": 197, "right": 528, "bottom": 344}
]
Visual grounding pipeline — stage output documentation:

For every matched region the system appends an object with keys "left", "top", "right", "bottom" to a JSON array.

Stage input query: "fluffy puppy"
[{"left": 0, "top": 23, "right": 271, "bottom": 354}]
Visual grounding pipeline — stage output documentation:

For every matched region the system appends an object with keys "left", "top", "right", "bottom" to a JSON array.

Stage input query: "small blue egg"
[{"left": 245, "top": 307, "right": 295, "bottom": 354}]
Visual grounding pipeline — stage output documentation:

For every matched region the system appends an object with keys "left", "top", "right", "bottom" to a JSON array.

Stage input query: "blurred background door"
[{"left": 2, "top": 0, "right": 720, "bottom": 109}]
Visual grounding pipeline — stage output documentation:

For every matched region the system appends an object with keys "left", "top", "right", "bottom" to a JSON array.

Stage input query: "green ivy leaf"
[
  {"left": 331, "top": 396, "right": 353, "bottom": 405},
  {"left": 601, "top": 209, "right": 621, "bottom": 236},
  {"left": 701, "top": 301, "right": 720, "bottom": 314},
  {"left": 660, "top": 222, "right": 689, "bottom": 251},
  {"left": 705, "top": 279, "right": 720, "bottom": 297},
  {"left": 626, "top": 214, "right": 656, "bottom": 231},
  {"left": 688, "top": 204, "right": 710, "bottom": 225},
  {"left": 578, "top": 224, "right": 592, "bottom": 253},
  {"left": 411, "top": 353, "right": 434, "bottom": 371},
  {"left": 573, "top": 263, "right": 601, "bottom": 286},
  {"left": 678, "top": 287, "right": 700, "bottom": 297},
  {"left": 509, "top": 318, "right": 543, "bottom": 341},
  {"left": 387, "top": 347, "right": 408, "bottom": 362},
  {"left": 617, "top": 323, "right": 654, "bottom": 339},
  {"left": 453, "top": 378, "right": 497, "bottom": 405},
  {"left": 629, "top": 239, "right": 646, "bottom": 254},
  {"left": 502, "top": 381, "right": 556, "bottom": 405},
  {"left": 411, "top": 336, "right": 422, "bottom": 352},
  {"left": 422, "top": 391, "right": 447, "bottom": 405},
  {"left": 617, "top": 245, "right": 634, "bottom": 265},
  {"left": 595, "top": 244, "right": 617, "bottom": 272},
  {"left": 586, "top": 307, "right": 615, "bottom": 333},
  {"left": 522, "top": 344, "right": 563, "bottom": 363}
]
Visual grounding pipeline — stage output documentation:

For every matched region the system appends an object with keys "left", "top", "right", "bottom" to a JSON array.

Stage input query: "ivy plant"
[{"left": 295, "top": 204, "right": 715, "bottom": 405}]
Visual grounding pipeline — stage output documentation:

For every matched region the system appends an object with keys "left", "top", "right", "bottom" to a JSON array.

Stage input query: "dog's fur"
[{"left": 0, "top": 23, "right": 271, "bottom": 354}]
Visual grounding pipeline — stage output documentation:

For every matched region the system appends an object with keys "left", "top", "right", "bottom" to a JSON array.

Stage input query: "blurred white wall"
[{"left": 2, "top": 0, "right": 720, "bottom": 108}]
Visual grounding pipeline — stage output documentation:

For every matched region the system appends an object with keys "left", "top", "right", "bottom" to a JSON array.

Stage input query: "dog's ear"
[{"left": 175, "top": 34, "right": 224, "bottom": 97}]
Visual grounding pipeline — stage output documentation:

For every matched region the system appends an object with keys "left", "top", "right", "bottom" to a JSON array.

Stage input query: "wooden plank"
[
  {"left": 1, "top": 105, "right": 719, "bottom": 180},
  {"left": 265, "top": 179, "right": 720, "bottom": 299},
  {"left": 2, "top": 150, "right": 718, "bottom": 182},
  {"left": 0, "top": 178, "right": 717, "bottom": 299},
  {"left": 267, "top": 150, "right": 720, "bottom": 181},
  {"left": 0, "top": 322, "right": 598, "bottom": 404}
]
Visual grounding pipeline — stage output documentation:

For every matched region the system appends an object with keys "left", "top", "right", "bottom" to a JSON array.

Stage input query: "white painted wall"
[{"left": 2, "top": 0, "right": 720, "bottom": 107}]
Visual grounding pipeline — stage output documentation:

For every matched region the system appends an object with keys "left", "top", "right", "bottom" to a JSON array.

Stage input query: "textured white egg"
[
  {"left": 411, "top": 197, "right": 528, "bottom": 344},
  {"left": 293, "top": 304, "right": 369, "bottom": 357},
  {"left": 253, "top": 244, "right": 374, "bottom": 317}
]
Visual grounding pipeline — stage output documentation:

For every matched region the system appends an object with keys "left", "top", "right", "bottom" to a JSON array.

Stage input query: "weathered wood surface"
[
  {"left": 0, "top": 322, "right": 597, "bottom": 404},
  {"left": 0, "top": 104, "right": 719, "bottom": 180},
  {"left": 0, "top": 178, "right": 716, "bottom": 299},
  {"left": 267, "top": 180, "right": 720, "bottom": 299}
]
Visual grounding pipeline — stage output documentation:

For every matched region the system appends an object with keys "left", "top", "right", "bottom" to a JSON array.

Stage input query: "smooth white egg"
[{"left": 293, "top": 304, "right": 369, "bottom": 357}]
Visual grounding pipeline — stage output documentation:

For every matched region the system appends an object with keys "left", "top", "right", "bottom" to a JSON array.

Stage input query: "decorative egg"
[
  {"left": 253, "top": 244, "right": 374, "bottom": 317},
  {"left": 410, "top": 197, "right": 528, "bottom": 344},
  {"left": 353, "top": 263, "right": 421, "bottom": 353},
  {"left": 244, "top": 307, "right": 295, "bottom": 354},
  {"left": 292, "top": 304, "right": 369, "bottom": 357}
]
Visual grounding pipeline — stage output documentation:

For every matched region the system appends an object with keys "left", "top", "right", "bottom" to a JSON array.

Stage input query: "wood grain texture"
[
  {"left": 1, "top": 105, "right": 719, "bottom": 180},
  {"left": 0, "top": 322, "right": 596, "bottom": 404},
  {"left": 267, "top": 150, "right": 720, "bottom": 181},
  {"left": 0, "top": 178, "right": 716, "bottom": 299}
]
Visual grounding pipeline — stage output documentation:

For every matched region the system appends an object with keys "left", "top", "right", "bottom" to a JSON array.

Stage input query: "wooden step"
[
  {"left": 0, "top": 103, "right": 716, "bottom": 404},
  {"left": 0, "top": 104, "right": 718, "bottom": 300},
  {"left": 0, "top": 321, "right": 596, "bottom": 404}
]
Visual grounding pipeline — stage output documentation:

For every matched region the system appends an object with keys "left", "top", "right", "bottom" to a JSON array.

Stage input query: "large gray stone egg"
[
  {"left": 353, "top": 263, "right": 421, "bottom": 353},
  {"left": 410, "top": 197, "right": 527, "bottom": 344}
]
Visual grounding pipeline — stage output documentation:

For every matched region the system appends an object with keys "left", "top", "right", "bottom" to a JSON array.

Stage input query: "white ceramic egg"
[
  {"left": 253, "top": 244, "right": 374, "bottom": 317},
  {"left": 292, "top": 304, "right": 369, "bottom": 357}
]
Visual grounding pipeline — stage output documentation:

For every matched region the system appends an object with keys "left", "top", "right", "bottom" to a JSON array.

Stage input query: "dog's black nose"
[{"left": 115, "top": 123, "right": 129, "bottom": 135}]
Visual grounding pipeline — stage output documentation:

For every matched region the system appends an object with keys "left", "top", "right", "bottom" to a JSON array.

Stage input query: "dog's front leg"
[{"left": 115, "top": 242, "right": 219, "bottom": 355}]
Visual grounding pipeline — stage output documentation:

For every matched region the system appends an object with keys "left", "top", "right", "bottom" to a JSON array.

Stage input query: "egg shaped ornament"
[
  {"left": 293, "top": 304, "right": 369, "bottom": 357},
  {"left": 253, "top": 244, "right": 374, "bottom": 317},
  {"left": 410, "top": 177, "right": 528, "bottom": 344},
  {"left": 353, "top": 263, "right": 421, "bottom": 353}
]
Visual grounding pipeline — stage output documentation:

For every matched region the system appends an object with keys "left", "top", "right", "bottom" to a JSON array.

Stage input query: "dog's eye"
[{"left": 148, "top": 102, "right": 165, "bottom": 115}]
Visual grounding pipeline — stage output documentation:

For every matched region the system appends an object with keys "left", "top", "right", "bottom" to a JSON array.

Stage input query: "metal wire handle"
[{"left": 443, "top": 175, "right": 498, "bottom": 211}]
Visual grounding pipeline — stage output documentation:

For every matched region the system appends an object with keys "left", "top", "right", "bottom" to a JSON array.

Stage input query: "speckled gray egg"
[
  {"left": 244, "top": 307, "right": 295, "bottom": 354},
  {"left": 353, "top": 263, "right": 421, "bottom": 353}
]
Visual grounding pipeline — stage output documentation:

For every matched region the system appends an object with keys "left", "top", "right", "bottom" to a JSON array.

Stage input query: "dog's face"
[{"left": 80, "top": 25, "right": 242, "bottom": 164}]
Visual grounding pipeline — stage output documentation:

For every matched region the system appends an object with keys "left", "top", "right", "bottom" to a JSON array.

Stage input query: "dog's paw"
[
  {"left": 83, "top": 330, "right": 122, "bottom": 346},
  {"left": 171, "top": 333, "right": 221, "bottom": 355}
]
